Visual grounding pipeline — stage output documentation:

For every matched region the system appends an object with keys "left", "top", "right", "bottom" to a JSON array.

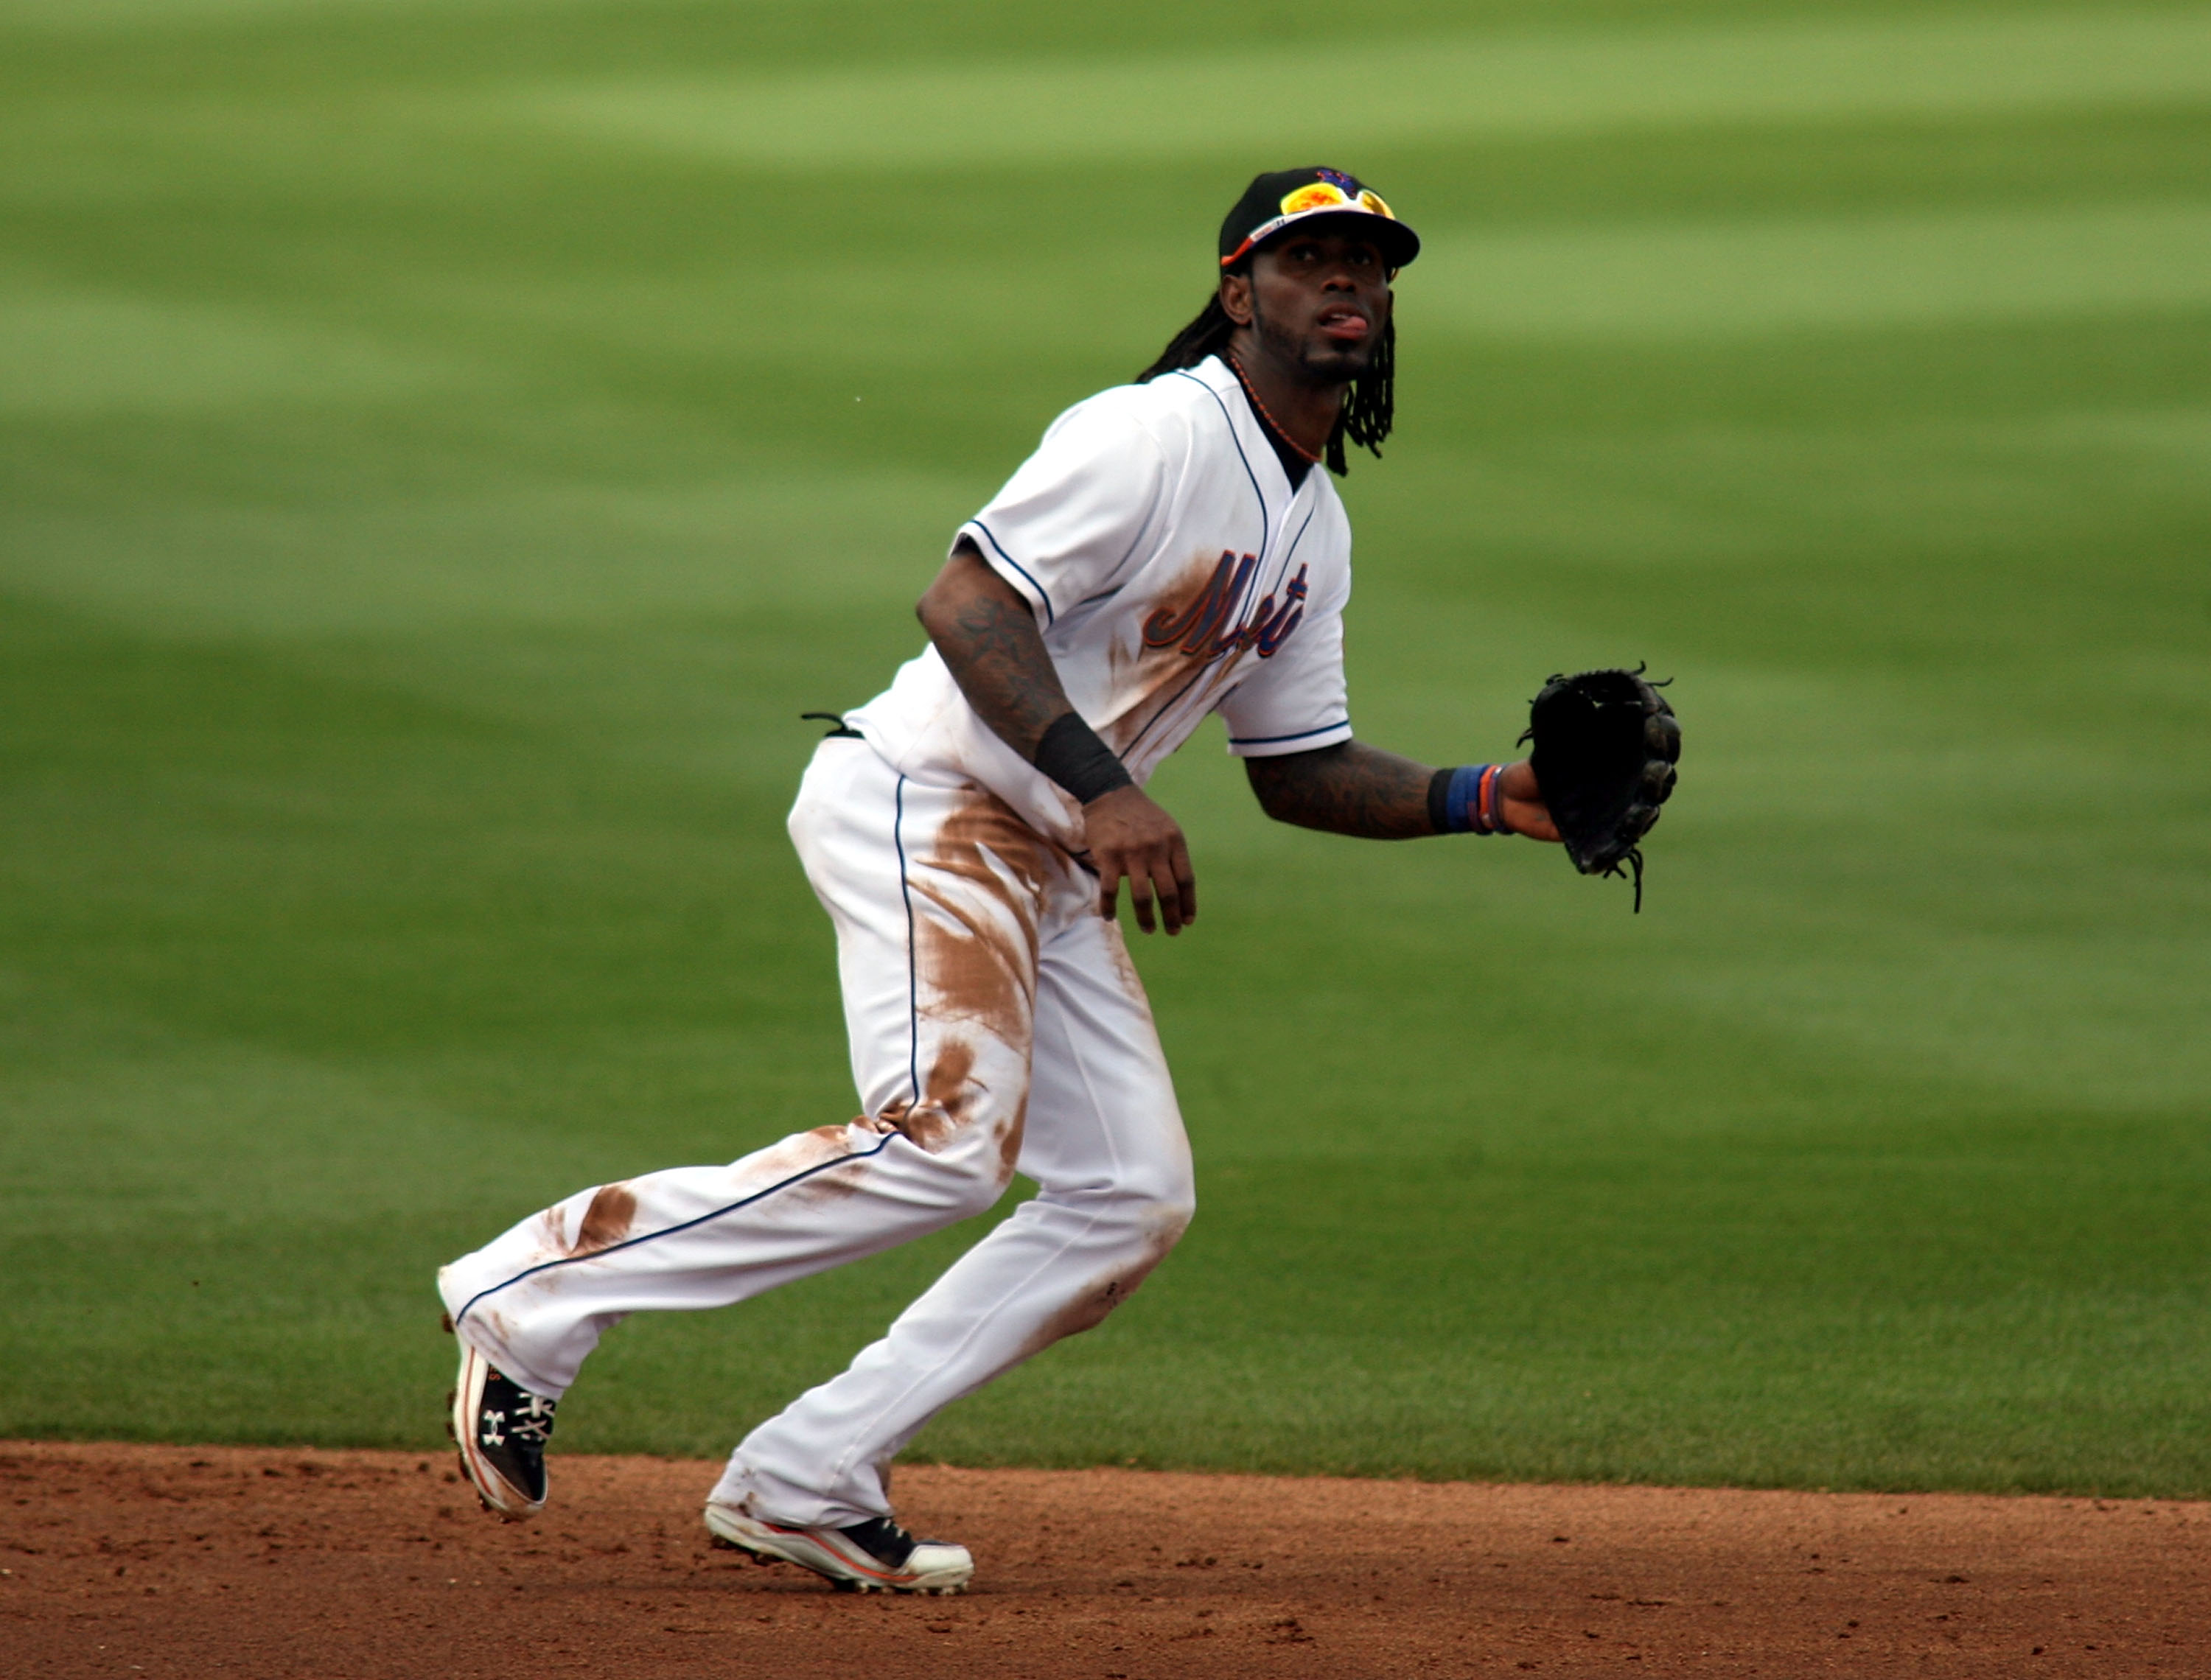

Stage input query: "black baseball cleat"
[
  {"left": 703, "top": 1500, "right": 974, "bottom": 1595},
  {"left": 448, "top": 1340, "right": 557, "bottom": 1521}
]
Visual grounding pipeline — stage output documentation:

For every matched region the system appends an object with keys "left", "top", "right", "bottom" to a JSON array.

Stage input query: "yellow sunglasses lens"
[
  {"left": 1358, "top": 189, "right": 1394, "bottom": 220},
  {"left": 1279, "top": 182, "right": 1353, "bottom": 215}
]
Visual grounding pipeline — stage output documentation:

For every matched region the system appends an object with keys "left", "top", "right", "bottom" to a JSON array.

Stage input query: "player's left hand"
[
  {"left": 1081, "top": 785, "right": 1198, "bottom": 935},
  {"left": 1498, "top": 758, "right": 1561, "bottom": 842}
]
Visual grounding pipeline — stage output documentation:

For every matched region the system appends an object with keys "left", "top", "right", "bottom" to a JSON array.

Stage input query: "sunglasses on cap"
[{"left": 1218, "top": 168, "right": 1420, "bottom": 270}]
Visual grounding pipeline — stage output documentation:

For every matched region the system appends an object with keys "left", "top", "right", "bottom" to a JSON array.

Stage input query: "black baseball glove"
[{"left": 1522, "top": 666, "right": 1680, "bottom": 911}]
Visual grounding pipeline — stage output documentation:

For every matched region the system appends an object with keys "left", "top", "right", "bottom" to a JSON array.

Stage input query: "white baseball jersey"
[{"left": 848, "top": 353, "right": 1353, "bottom": 848}]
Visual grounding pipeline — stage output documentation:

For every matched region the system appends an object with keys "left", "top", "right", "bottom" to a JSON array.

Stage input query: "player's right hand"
[{"left": 1081, "top": 786, "right": 1197, "bottom": 936}]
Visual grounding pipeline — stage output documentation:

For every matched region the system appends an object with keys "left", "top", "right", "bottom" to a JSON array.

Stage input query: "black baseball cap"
[{"left": 1218, "top": 167, "right": 1420, "bottom": 270}]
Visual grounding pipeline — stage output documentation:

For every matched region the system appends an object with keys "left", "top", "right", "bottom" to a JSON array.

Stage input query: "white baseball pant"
[{"left": 437, "top": 736, "right": 1195, "bottom": 1529}]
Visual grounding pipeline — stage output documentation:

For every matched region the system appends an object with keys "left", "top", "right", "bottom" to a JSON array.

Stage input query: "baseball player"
[{"left": 438, "top": 167, "right": 1559, "bottom": 1596}]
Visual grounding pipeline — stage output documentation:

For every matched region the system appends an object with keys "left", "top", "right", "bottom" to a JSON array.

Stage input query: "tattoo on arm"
[
  {"left": 919, "top": 543, "right": 1074, "bottom": 761},
  {"left": 1244, "top": 741, "right": 1438, "bottom": 839}
]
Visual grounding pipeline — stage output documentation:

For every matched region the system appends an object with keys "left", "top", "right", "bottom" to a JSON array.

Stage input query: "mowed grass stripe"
[
  {"left": 0, "top": 276, "right": 465, "bottom": 413},
  {"left": 10, "top": 198, "right": 2208, "bottom": 458},
  {"left": 0, "top": 0, "right": 588, "bottom": 32},
  {"left": 1418, "top": 199, "right": 2211, "bottom": 337},
  {"left": 514, "top": 7, "right": 2211, "bottom": 169},
  {"left": 0, "top": 471, "right": 987, "bottom": 633},
  {"left": 7, "top": 389, "right": 2204, "bottom": 645}
]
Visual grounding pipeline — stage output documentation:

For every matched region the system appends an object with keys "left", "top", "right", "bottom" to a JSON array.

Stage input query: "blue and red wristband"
[{"left": 1430, "top": 763, "right": 1509, "bottom": 836}]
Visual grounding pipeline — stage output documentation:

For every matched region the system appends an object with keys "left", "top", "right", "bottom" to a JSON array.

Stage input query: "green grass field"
[{"left": 4, "top": 0, "right": 2209, "bottom": 1497}]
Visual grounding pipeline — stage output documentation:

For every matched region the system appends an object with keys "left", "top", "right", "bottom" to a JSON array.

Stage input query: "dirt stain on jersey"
[
  {"left": 567, "top": 1184, "right": 638, "bottom": 1256},
  {"left": 1017, "top": 1204, "right": 1190, "bottom": 1361},
  {"left": 1102, "top": 547, "right": 1246, "bottom": 758}
]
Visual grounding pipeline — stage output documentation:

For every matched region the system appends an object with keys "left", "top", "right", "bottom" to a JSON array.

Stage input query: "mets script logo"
[{"left": 1142, "top": 553, "right": 1308, "bottom": 662}]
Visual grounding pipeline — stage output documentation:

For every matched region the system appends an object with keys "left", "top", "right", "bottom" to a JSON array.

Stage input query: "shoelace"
[{"left": 497, "top": 1392, "right": 557, "bottom": 1446}]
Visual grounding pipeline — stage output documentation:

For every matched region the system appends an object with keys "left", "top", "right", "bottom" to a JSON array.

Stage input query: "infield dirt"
[{"left": 3, "top": 1443, "right": 2202, "bottom": 1678}]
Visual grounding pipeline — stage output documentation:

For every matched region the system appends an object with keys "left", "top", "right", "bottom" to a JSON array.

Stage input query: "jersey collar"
[
  {"left": 1224, "top": 356, "right": 1318, "bottom": 491},
  {"left": 1193, "top": 355, "right": 1316, "bottom": 502}
]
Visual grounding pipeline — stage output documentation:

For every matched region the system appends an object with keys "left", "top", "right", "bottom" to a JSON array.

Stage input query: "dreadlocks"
[
  {"left": 1136, "top": 287, "right": 1396, "bottom": 477},
  {"left": 1136, "top": 294, "right": 1237, "bottom": 387}
]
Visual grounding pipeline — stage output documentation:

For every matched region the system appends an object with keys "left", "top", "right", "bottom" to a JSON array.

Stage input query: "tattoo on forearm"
[
  {"left": 931, "top": 575, "right": 1073, "bottom": 760},
  {"left": 1244, "top": 741, "right": 1436, "bottom": 839}
]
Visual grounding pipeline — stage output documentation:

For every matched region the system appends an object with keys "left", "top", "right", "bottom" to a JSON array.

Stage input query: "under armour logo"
[{"left": 480, "top": 1408, "right": 506, "bottom": 1446}]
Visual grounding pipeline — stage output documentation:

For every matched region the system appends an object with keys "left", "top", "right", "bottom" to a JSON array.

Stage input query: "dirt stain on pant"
[
  {"left": 910, "top": 791, "right": 1053, "bottom": 1046},
  {"left": 567, "top": 1184, "right": 638, "bottom": 1256},
  {"left": 993, "top": 1093, "right": 1029, "bottom": 1187},
  {"left": 779, "top": 1124, "right": 877, "bottom": 1206},
  {"left": 1018, "top": 1206, "right": 1192, "bottom": 1361},
  {"left": 896, "top": 788, "right": 1061, "bottom": 1180},
  {"left": 878, "top": 1040, "right": 978, "bottom": 1155}
]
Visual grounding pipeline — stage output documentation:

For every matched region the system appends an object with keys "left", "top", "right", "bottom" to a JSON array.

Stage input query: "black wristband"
[
  {"left": 1034, "top": 711, "right": 1134, "bottom": 805},
  {"left": 1426, "top": 766, "right": 1456, "bottom": 836}
]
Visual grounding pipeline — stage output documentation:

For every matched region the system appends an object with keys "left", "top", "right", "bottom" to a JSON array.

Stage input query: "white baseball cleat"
[
  {"left": 703, "top": 1500, "right": 974, "bottom": 1595},
  {"left": 447, "top": 1339, "right": 558, "bottom": 1522}
]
